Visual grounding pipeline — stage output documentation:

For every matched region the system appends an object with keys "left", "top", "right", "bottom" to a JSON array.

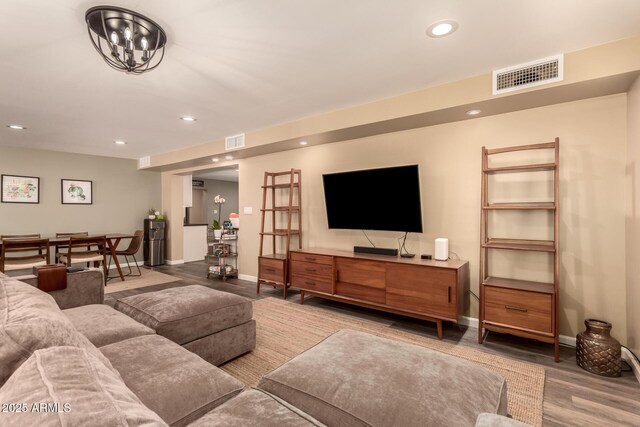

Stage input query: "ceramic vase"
[{"left": 575, "top": 319, "right": 621, "bottom": 377}]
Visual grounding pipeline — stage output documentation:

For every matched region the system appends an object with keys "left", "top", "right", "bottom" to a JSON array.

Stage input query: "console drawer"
[
  {"left": 258, "top": 257, "right": 286, "bottom": 283},
  {"left": 290, "top": 260, "right": 332, "bottom": 278},
  {"left": 291, "top": 274, "right": 332, "bottom": 294},
  {"left": 291, "top": 252, "right": 333, "bottom": 265},
  {"left": 484, "top": 287, "right": 552, "bottom": 334}
]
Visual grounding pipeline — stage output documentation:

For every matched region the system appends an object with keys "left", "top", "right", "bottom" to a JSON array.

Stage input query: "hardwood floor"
[{"left": 105, "top": 261, "right": 640, "bottom": 427}]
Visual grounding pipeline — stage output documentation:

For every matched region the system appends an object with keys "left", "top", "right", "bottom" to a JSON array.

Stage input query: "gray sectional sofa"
[{"left": 0, "top": 271, "right": 523, "bottom": 426}]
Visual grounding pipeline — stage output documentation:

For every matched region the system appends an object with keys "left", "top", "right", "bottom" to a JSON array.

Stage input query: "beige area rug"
[
  {"left": 221, "top": 297, "right": 545, "bottom": 426},
  {"left": 104, "top": 268, "right": 180, "bottom": 294}
]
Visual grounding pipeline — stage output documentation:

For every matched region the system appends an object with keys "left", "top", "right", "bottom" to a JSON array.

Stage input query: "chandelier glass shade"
[{"left": 85, "top": 6, "right": 167, "bottom": 74}]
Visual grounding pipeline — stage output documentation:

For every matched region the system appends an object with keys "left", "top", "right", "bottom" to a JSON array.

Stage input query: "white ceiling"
[
  {"left": 2, "top": 0, "right": 640, "bottom": 160},
  {"left": 194, "top": 167, "right": 239, "bottom": 182}
]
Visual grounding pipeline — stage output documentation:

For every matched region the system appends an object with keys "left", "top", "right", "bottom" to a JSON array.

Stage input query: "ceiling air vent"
[
  {"left": 225, "top": 133, "right": 245, "bottom": 150},
  {"left": 493, "top": 54, "right": 563, "bottom": 95}
]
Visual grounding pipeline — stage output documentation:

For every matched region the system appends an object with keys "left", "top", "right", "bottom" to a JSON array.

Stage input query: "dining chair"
[
  {"left": 55, "top": 232, "right": 89, "bottom": 264},
  {"left": 58, "top": 235, "right": 107, "bottom": 284},
  {"left": 1, "top": 234, "right": 41, "bottom": 240},
  {"left": 108, "top": 230, "right": 143, "bottom": 278},
  {"left": 0, "top": 238, "right": 50, "bottom": 273}
]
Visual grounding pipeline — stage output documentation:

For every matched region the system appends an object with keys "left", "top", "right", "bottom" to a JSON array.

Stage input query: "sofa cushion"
[
  {"left": 17, "top": 269, "right": 105, "bottom": 309},
  {"left": 64, "top": 304, "right": 155, "bottom": 347},
  {"left": 0, "top": 346, "right": 167, "bottom": 427},
  {"left": 0, "top": 273, "right": 116, "bottom": 387},
  {"left": 475, "top": 413, "right": 531, "bottom": 427},
  {"left": 188, "top": 389, "right": 326, "bottom": 427},
  {"left": 114, "top": 285, "right": 252, "bottom": 345},
  {"left": 100, "top": 334, "right": 244, "bottom": 427},
  {"left": 258, "top": 329, "right": 508, "bottom": 427}
]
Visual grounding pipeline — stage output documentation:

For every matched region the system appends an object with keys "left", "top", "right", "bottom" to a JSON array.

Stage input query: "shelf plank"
[
  {"left": 483, "top": 276, "right": 555, "bottom": 294},
  {"left": 485, "top": 141, "right": 556, "bottom": 155},
  {"left": 261, "top": 183, "right": 300, "bottom": 189},
  {"left": 484, "top": 163, "right": 556, "bottom": 174},
  {"left": 482, "top": 238, "right": 555, "bottom": 252},
  {"left": 261, "top": 206, "right": 301, "bottom": 212},
  {"left": 260, "top": 229, "right": 301, "bottom": 236},
  {"left": 483, "top": 202, "right": 555, "bottom": 210}
]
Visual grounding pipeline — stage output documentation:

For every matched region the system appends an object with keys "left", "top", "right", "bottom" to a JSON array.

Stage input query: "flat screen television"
[{"left": 322, "top": 165, "right": 423, "bottom": 233}]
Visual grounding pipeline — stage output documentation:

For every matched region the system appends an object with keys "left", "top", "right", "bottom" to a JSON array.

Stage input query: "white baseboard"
[
  {"left": 165, "top": 259, "right": 184, "bottom": 265},
  {"left": 238, "top": 274, "right": 257, "bottom": 282}
]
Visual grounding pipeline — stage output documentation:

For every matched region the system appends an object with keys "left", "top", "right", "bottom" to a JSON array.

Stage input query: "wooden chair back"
[
  {"left": 1, "top": 234, "right": 41, "bottom": 240},
  {"left": 0, "top": 238, "right": 50, "bottom": 273},
  {"left": 117, "top": 230, "right": 144, "bottom": 256}
]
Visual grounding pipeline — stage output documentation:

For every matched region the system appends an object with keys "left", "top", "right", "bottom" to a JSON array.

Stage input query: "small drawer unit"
[
  {"left": 258, "top": 256, "right": 287, "bottom": 284},
  {"left": 484, "top": 286, "right": 552, "bottom": 334},
  {"left": 290, "top": 251, "right": 333, "bottom": 295}
]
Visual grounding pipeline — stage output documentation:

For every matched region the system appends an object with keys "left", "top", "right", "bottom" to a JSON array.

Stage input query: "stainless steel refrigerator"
[{"left": 144, "top": 219, "right": 165, "bottom": 266}]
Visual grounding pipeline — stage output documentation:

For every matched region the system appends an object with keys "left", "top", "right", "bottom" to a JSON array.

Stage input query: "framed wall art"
[
  {"left": 1, "top": 174, "right": 40, "bottom": 204},
  {"left": 61, "top": 179, "right": 93, "bottom": 205}
]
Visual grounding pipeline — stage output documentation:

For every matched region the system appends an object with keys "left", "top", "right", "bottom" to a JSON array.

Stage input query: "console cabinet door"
[
  {"left": 385, "top": 264, "right": 457, "bottom": 319},
  {"left": 335, "top": 257, "right": 386, "bottom": 304}
]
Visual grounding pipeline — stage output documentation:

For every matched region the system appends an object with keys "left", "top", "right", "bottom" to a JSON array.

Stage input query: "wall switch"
[{"left": 243, "top": 207, "right": 253, "bottom": 215}]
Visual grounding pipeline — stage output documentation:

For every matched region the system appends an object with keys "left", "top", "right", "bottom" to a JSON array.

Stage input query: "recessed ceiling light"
[
  {"left": 299, "top": 141, "right": 308, "bottom": 145},
  {"left": 225, "top": 155, "right": 233, "bottom": 160},
  {"left": 180, "top": 116, "right": 197, "bottom": 122},
  {"left": 114, "top": 140, "right": 127, "bottom": 145},
  {"left": 466, "top": 109, "right": 482, "bottom": 116},
  {"left": 6, "top": 124, "right": 26, "bottom": 130},
  {"left": 212, "top": 158, "right": 219, "bottom": 162},
  {"left": 426, "top": 20, "right": 458, "bottom": 38}
]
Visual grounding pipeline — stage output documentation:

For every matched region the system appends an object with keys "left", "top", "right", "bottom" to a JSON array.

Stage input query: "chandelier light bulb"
[{"left": 85, "top": 6, "right": 167, "bottom": 74}]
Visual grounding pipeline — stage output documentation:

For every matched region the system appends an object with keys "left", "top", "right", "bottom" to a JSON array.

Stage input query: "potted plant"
[{"left": 212, "top": 195, "right": 226, "bottom": 239}]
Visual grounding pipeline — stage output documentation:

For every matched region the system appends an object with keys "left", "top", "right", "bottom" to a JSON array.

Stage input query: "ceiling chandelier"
[{"left": 85, "top": 6, "right": 167, "bottom": 75}]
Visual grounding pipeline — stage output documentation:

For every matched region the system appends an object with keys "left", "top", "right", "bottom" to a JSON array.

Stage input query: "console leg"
[
  {"left": 436, "top": 320, "right": 443, "bottom": 339},
  {"left": 256, "top": 280, "right": 261, "bottom": 294},
  {"left": 283, "top": 283, "right": 287, "bottom": 300},
  {"left": 300, "top": 291, "right": 305, "bottom": 305}
]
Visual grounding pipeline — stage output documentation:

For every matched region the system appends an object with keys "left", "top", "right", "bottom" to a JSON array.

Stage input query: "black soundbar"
[{"left": 353, "top": 246, "right": 398, "bottom": 256}]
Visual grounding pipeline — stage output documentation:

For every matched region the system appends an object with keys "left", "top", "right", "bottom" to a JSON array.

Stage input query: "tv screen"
[{"left": 322, "top": 165, "right": 423, "bottom": 233}]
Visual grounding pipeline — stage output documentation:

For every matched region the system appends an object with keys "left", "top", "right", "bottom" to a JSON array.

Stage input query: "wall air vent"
[
  {"left": 493, "top": 54, "right": 563, "bottom": 95},
  {"left": 138, "top": 156, "right": 151, "bottom": 168},
  {"left": 225, "top": 133, "right": 245, "bottom": 150}
]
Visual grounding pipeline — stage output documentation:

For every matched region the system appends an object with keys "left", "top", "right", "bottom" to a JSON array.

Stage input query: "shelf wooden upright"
[
  {"left": 478, "top": 138, "right": 560, "bottom": 362},
  {"left": 257, "top": 169, "right": 302, "bottom": 298}
]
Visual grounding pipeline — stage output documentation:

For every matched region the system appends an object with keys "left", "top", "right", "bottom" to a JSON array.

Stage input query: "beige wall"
[
  {"left": 234, "top": 94, "right": 627, "bottom": 339},
  {"left": 0, "top": 147, "right": 161, "bottom": 261},
  {"left": 627, "top": 76, "right": 640, "bottom": 354},
  {"left": 202, "top": 179, "right": 239, "bottom": 228}
]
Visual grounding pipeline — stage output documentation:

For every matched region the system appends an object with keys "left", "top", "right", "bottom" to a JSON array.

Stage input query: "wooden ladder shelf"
[
  {"left": 478, "top": 138, "right": 560, "bottom": 362},
  {"left": 257, "top": 169, "right": 302, "bottom": 298}
]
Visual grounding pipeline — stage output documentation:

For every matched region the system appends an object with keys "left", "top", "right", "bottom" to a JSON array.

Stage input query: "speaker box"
[
  {"left": 353, "top": 246, "right": 398, "bottom": 256},
  {"left": 434, "top": 238, "right": 449, "bottom": 261}
]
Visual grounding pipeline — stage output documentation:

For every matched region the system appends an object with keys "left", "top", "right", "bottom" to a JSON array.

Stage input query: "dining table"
[{"left": 0, "top": 233, "right": 135, "bottom": 282}]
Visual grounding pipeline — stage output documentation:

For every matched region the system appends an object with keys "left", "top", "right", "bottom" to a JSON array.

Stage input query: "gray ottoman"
[
  {"left": 258, "top": 329, "right": 508, "bottom": 427},
  {"left": 114, "top": 285, "right": 256, "bottom": 365}
]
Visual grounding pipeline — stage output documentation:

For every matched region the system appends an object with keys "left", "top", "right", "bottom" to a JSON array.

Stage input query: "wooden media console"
[{"left": 290, "top": 248, "right": 469, "bottom": 338}]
